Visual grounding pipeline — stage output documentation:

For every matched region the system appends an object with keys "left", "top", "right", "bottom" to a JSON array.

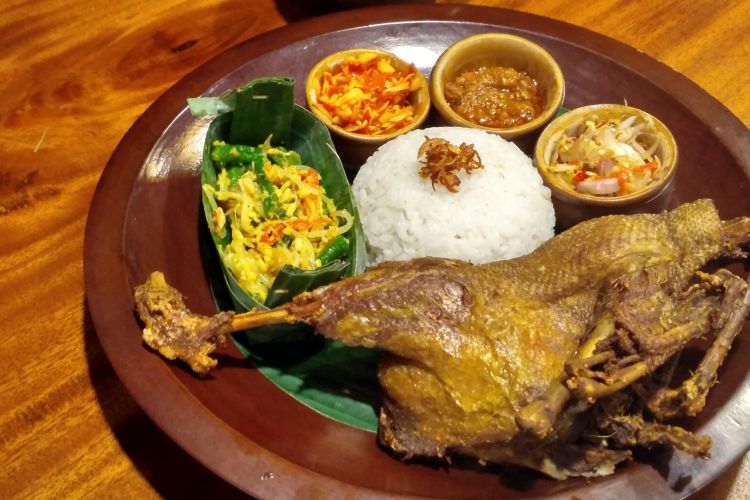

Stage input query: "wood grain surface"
[{"left": 1, "top": 0, "right": 748, "bottom": 498}]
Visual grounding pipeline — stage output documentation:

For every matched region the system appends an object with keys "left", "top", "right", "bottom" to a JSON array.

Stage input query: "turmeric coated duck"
[{"left": 135, "top": 199, "right": 750, "bottom": 479}]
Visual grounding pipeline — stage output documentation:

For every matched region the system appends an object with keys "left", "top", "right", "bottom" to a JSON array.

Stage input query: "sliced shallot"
[
  {"left": 577, "top": 177, "right": 621, "bottom": 195},
  {"left": 598, "top": 158, "right": 614, "bottom": 176}
]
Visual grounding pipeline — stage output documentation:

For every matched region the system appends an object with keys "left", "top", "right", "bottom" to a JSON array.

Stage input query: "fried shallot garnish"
[{"left": 417, "top": 137, "right": 483, "bottom": 192}]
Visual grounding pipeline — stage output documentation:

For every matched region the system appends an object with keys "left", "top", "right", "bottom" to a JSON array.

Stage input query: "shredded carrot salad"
[{"left": 311, "top": 52, "right": 423, "bottom": 136}]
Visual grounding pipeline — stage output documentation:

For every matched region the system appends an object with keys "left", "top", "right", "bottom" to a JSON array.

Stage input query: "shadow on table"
[
  {"left": 83, "top": 308, "right": 249, "bottom": 499},
  {"left": 272, "top": 0, "right": 437, "bottom": 23},
  {"left": 273, "top": 0, "right": 341, "bottom": 22}
]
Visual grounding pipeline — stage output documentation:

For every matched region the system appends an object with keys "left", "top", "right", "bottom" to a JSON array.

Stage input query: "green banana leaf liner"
[{"left": 194, "top": 77, "right": 379, "bottom": 431}]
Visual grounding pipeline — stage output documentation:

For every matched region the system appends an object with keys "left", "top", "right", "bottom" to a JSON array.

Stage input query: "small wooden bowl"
[
  {"left": 430, "top": 33, "right": 564, "bottom": 140},
  {"left": 305, "top": 48, "right": 430, "bottom": 165},
  {"left": 534, "top": 104, "right": 679, "bottom": 228}
]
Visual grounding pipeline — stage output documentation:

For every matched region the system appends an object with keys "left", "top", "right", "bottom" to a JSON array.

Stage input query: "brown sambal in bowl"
[{"left": 430, "top": 33, "right": 564, "bottom": 140}]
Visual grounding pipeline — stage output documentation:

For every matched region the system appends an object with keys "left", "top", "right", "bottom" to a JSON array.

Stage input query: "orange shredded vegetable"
[
  {"left": 300, "top": 168, "right": 320, "bottom": 186},
  {"left": 312, "top": 52, "right": 422, "bottom": 136},
  {"left": 260, "top": 217, "right": 334, "bottom": 245},
  {"left": 260, "top": 223, "right": 286, "bottom": 245}
]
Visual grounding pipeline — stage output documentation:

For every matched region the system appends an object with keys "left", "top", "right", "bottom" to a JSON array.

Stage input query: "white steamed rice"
[{"left": 351, "top": 127, "right": 555, "bottom": 264}]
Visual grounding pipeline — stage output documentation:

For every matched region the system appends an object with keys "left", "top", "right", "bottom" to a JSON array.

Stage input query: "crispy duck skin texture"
[
  {"left": 291, "top": 199, "right": 749, "bottom": 477},
  {"left": 134, "top": 199, "right": 750, "bottom": 479}
]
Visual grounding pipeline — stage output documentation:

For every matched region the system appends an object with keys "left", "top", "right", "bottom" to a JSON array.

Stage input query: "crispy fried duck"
[{"left": 135, "top": 199, "right": 750, "bottom": 479}]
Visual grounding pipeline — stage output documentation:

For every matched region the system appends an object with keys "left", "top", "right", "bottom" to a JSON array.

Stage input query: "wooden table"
[{"left": 1, "top": 0, "right": 748, "bottom": 497}]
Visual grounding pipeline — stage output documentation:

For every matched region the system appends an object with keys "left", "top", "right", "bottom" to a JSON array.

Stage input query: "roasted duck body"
[{"left": 135, "top": 199, "right": 750, "bottom": 479}]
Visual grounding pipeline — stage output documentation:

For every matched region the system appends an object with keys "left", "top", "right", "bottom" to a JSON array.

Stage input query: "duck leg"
[
  {"left": 134, "top": 271, "right": 306, "bottom": 375},
  {"left": 648, "top": 272, "right": 750, "bottom": 419},
  {"left": 516, "top": 314, "right": 618, "bottom": 437}
]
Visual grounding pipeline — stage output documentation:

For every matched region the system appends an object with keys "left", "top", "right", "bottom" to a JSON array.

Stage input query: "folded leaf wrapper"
[
  {"left": 198, "top": 77, "right": 366, "bottom": 319},
  {"left": 195, "top": 78, "right": 378, "bottom": 431}
]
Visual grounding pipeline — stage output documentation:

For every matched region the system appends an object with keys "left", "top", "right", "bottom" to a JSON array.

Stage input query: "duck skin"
[{"left": 134, "top": 199, "right": 750, "bottom": 479}]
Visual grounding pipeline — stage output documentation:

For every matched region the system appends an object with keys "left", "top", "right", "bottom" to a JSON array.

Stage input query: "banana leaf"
[{"left": 194, "top": 77, "right": 379, "bottom": 432}]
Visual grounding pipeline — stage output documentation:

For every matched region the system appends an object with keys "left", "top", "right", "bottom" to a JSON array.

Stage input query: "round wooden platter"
[{"left": 84, "top": 4, "right": 750, "bottom": 499}]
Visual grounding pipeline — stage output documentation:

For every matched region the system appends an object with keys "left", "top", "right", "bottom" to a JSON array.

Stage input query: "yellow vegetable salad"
[{"left": 202, "top": 139, "right": 353, "bottom": 302}]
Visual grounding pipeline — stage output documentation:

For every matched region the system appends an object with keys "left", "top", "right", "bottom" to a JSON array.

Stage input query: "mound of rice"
[{"left": 351, "top": 127, "right": 555, "bottom": 264}]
